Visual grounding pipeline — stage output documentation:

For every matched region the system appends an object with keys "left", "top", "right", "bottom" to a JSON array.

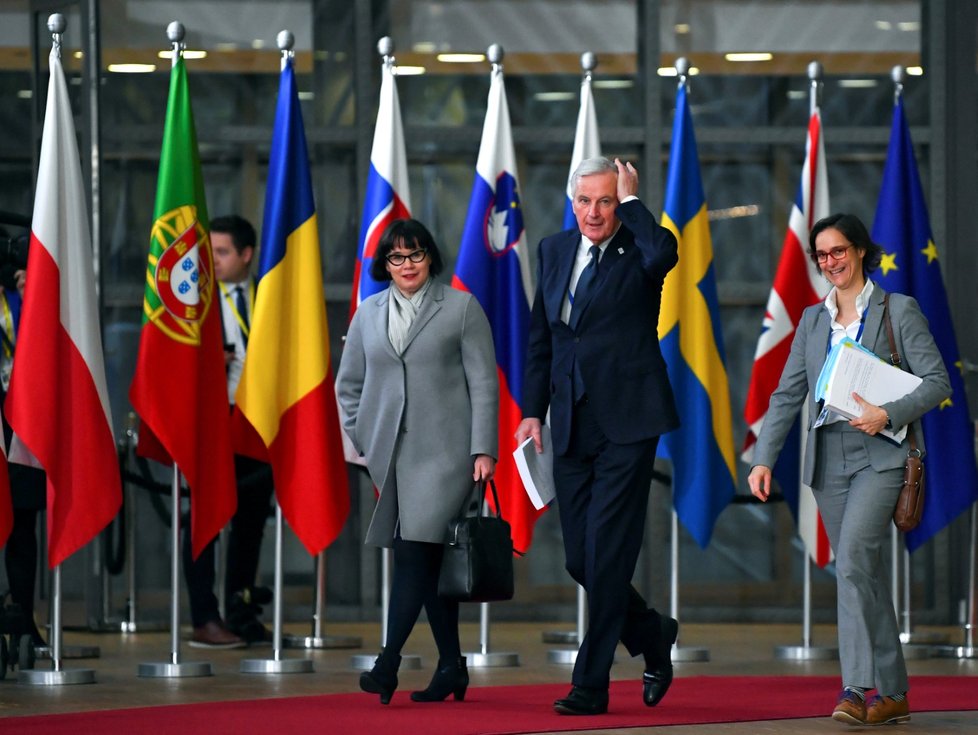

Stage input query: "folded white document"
[{"left": 513, "top": 425, "right": 556, "bottom": 510}]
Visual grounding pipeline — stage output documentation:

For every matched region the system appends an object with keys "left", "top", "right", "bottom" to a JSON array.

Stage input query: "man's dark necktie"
[
  {"left": 570, "top": 245, "right": 600, "bottom": 402},
  {"left": 569, "top": 245, "right": 600, "bottom": 330},
  {"left": 234, "top": 285, "right": 250, "bottom": 346}
]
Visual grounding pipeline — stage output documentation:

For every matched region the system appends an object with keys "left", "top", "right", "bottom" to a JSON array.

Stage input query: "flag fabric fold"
[
  {"left": 3, "top": 47, "right": 121, "bottom": 566},
  {"left": 350, "top": 60, "right": 411, "bottom": 319},
  {"left": 742, "top": 109, "right": 833, "bottom": 567},
  {"left": 871, "top": 96, "right": 978, "bottom": 552},
  {"left": 235, "top": 57, "right": 350, "bottom": 556},
  {"left": 129, "top": 55, "right": 236, "bottom": 560},
  {"left": 452, "top": 63, "right": 540, "bottom": 553},
  {"left": 657, "top": 83, "right": 737, "bottom": 548},
  {"left": 562, "top": 72, "right": 600, "bottom": 230}
]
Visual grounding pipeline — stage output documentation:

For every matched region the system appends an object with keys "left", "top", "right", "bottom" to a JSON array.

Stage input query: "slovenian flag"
[
  {"left": 742, "top": 108, "right": 833, "bottom": 567},
  {"left": 657, "top": 82, "right": 736, "bottom": 548},
  {"left": 872, "top": 96, "right": 978, "bottom": 552},
  {"left": 5, "top": 45, "right": 122, "bottom": 566},
  {"left": 452, "top": 60, "right": 539, "bottom": 553},
  {"left": 350, "top": 57, "right": 411, "bottom": 319},
  {"left": 234, "top": 56, "right": 350, "bottom": 555}
]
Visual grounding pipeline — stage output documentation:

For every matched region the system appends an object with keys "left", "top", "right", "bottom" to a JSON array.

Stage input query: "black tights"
[
  {"left": 384, "top": 538, "right": 460, "bottom": 662},
  {"left": 4, "top": 508, "right": 39, "bottom": 619}
]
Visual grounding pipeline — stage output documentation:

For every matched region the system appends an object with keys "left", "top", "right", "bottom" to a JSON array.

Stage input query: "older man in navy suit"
[{"left": 516, "top": 157, "right": 680, "bottom": 715}]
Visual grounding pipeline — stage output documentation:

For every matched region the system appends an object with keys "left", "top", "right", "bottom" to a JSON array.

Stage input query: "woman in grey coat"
[
  {"left": 748, "top": 214, "right": 949, "bottom": 727},
  {"left": 336, "top": 218, "right": 499, "bottom": 706}
]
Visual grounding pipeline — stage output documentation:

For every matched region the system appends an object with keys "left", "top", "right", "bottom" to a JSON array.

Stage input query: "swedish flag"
[
  {"left": 871, "top": 97, "right": 978, "bottom": 552},
  {"left": 657, "top": 83, "right": 737, "bottom": 547}
]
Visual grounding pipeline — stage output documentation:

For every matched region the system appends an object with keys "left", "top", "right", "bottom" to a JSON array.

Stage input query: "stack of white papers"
[
  {"left": 814, "top": 337, "right": 921, "bottom": 442},
  {"left": 513, "top": 424, "right": 556, "bottom": 510}
]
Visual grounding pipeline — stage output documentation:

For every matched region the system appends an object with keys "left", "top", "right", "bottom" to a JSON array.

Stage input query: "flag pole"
[
  {"left": 774, "top": 61, "right": 837, "bottom": 663},
  {"left": 17, "top": 15, "right": 95, "bottom": 687},
  {"left": 546, "top": 50, "right": 596, "bottom": 665},
  {"left": 136, "top": 23, "right": 213, "bottom": 680},
  {"left": 237, "top": 31, "right": 316, "bottom": 677}
]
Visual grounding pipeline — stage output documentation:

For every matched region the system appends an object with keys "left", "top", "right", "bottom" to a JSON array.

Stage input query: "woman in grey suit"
[
  {"left": 337, "top": 219, "right": 499, "bottom": 705},
  {"left": 748, "top": 213, "right": 949, "bottom": 727}
]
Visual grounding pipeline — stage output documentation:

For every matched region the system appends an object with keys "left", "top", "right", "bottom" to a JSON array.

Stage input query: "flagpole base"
[
  {"left": 464, "top": 651, "right": 520, "bottom": 667},
  {"left": 18, "top": 667, "right": 95, "bottom": 686},
  {"left": 351, "top": 653, "right": 422, "bottom": 670},
  {"left": 547, "top": 648, "right": 578, "bottom": 664},
  {"left": 36, "top": 644, "right": 100, "bottom": 660},
  {"left": 672, "top": 645, "right": 710, "bottom": 663},
  {"left": 138, "top": 661, "right": 212, "bottom": 678},
  {"left": 283, "top": 633, "right": 362, "bottom": 650},
  {"left": 240, "top": 656, "right": 314, "bottom": 674},
  {"left": 900, "top": 643, "right": 932, "bottom": 660},
  {"left": 541, "top": 630, "right": 578, "bottom": 644},
  {"left": 774, "top": 644, "right": 838, "bottom": 661},
  {"left": 120, "top": 620, "right": 169, "bottom": 634},
  {"left": 934, "top": 645, "right": 978, "bottom": 659},
  {"left": 899, "top": 630, "right": 948, "bottom": 645}
]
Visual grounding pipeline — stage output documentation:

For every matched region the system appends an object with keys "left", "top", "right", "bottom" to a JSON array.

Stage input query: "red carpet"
[{"left": 6, "top": 675, "right": 977, "bottom": 734}]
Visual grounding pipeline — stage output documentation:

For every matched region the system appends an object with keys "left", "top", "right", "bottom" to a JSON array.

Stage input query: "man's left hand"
[{"left": 615, "top": 158, "right": 639, "bottom": 201}]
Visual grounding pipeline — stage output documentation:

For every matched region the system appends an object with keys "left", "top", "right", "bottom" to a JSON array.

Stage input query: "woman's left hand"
[
  {"left": 849, "top": 392, "right": 888, "bottom": 435},
  {"left": 473, "top": 454, "right": 496, "bottom": 482}
]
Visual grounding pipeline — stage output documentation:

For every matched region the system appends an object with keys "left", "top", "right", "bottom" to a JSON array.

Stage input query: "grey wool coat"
[{"left": 336, "top": 280, "right": 499, "bottom": 547}]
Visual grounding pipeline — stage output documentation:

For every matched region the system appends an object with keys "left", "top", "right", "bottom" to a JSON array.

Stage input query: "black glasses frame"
[{"left": 385, "top": 249, "right": 428, "bottom": 266}]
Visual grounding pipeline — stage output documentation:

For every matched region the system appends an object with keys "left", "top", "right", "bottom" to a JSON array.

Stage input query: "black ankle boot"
[
  {"left": 410, "top": 656, "right": 468, "bottom": 702},
  {"left": 359, "top": 650, "right": 401, "bottom": 705}
]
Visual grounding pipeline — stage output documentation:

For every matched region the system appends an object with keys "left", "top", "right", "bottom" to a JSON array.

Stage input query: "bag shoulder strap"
[{"left": 882, "top": 293, "right": 918, "bottom": 454}]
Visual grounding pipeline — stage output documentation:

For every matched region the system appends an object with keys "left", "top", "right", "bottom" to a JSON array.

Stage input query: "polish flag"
[{"left": 4, "top": 46, "right": 122, "bottom": 567}]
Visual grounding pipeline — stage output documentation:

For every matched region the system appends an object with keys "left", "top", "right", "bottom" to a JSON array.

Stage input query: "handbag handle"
[
  {"left": 882, "top": 294, "right": 920, "bottom": 458},
  {"left": 452, "top": 478, "right": 504, "bottom": 521}
]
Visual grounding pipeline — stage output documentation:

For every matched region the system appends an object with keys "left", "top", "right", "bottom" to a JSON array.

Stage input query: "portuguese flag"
[{"left": 129, "top": 55, "right": 235, "bottom": 559}]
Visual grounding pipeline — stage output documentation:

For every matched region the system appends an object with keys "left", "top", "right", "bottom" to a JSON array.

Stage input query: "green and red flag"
[{"left": 129, "top": 54, "right": 235, "bottom": 559}]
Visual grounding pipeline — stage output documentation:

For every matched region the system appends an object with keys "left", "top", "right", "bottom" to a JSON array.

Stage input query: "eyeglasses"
[
  {"left": 815, "top": 245, "right": 853, "bottom": 263},
  {"left": 385, "top": 249, "right": 427, "bottom": 266}
]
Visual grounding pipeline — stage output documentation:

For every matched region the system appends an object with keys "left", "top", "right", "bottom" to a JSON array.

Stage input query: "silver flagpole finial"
[
  {"left": 378, "top": 36, "right": 395, "bottom": 71},
  {"left": 277, "top": 30, "right": 295, "bottom": 70},
  {"left": 891, "top": 64, "right": 907, "bottom": 103},
  {"left": 167, "top": 21, "right": 185, "bottom": 66},
  {"left": 676, "top": 56, "right": 690, "bottom": 90},
  {"left": 48, "top": 13, "right": 66, "bottom": 57},
  {"left": 488, "top": 43, "right": 504, "bottom": 73},
  {"left": 807, "top": 60, "right": 824, "bottom": 113}
]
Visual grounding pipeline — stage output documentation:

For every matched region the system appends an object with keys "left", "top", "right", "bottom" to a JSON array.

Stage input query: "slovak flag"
[
  {"left": 563, "top": 69, "right": 600, "bottom": 229},
  {"left": 349, "top": 57, "right": 411, "bottom": 319},
  {"left": 452, "top": 60, "right": 539, "bottom": 553},
  {"left": 742, "top": 109, "right": 833, "bottom": 567}
]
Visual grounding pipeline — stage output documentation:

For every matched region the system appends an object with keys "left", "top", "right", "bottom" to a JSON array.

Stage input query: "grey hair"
[{"left": 570, "top": 157, "right": 617, "bottom": 196}]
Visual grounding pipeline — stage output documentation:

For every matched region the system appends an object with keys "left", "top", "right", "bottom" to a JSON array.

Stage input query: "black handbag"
[{"left": 437, "top": 479, "right": 516, "bottom": 603}]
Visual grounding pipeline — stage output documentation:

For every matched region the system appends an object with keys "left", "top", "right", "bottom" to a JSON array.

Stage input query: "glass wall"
[{"left": 1, "top": 0, "right": 974, "bottom": 626}]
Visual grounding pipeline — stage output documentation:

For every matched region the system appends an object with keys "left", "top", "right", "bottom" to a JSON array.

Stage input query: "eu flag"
[
  {"left": 657, "top": 83, "right": 737, "bottom": 548},
  {"left": 871, "top": 96, "right": 978, "bottom": 552}
]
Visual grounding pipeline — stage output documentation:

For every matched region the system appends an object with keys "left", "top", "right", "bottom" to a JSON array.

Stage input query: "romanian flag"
[
  {"left": 129, "top": 53, "right": 236, "bottom": 560},
  {"left": 657, "top": 82, "right": 736, "bottom": 548},
  {"left": 872, "top": 96, "right": 978, "bottom": 552},
  {"left": 452, "top": 61, "right": 540, "bottom": 553},
  {"left": 235, "top": 56, "right": 350, "bottom": 555},
  {"left": 4, "top": 46, "right": 121, "bottom": 566}
]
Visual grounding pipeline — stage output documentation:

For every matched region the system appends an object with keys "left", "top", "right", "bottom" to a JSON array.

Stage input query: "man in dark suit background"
[{"left": 516, "top": 157, "right": 680, "bottom": 715}]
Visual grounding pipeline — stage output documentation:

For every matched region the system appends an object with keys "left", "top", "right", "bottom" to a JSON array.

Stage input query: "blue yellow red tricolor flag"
[
  {"left": 452, "top": 61, "right": 540, "bottom": 553},
  {"left": 235, "top": 56, "right": 350, "bottom": 555},
  {"left": 871, "top": 95, "right": 978, "bottom": 552},
  {"left": 657, "top": 82, "right": 736, "bottom": 548}
]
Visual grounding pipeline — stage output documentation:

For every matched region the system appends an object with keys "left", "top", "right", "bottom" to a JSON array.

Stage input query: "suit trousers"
[
  {"left": 812, "top": 424, "right": 908, "bottom": 695},
  {"left": 553, "top": 398, "right": 663, "bottom": 690}
]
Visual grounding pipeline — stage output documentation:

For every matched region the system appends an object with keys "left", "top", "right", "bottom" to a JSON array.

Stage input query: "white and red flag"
[
  {"left": 4, "top": 46, "right": 122, "bottom": 566},
  {"left": 742, "top": 110, "right": 833, "bottom": 567}
]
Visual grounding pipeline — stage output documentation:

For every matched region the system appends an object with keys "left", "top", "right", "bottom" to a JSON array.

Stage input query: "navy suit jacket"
[{"left": 523, "top": 199, "right": 680, "bottom": 455}]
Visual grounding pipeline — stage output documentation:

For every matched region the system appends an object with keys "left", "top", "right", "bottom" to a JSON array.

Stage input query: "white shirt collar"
[
  {"left": 580, "top": 222, "right": 622, "bottom": 255},
  {"left": 825, "top": 278, "right": 874, "bottom": 322}
]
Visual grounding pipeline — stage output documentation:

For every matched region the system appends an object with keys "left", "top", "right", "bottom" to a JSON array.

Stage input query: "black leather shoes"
[
  {"left": 359, "top": 650, "right": 401, "bottom": 705},
  {"left": 553, "top": 686, "right": 609, "bottom": 715},
  {"left": 643, "top": 615, "right": 678, "bottom": 707},
  {"left": 410, "top": 656, "right": 469, "bottom": 702}
]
